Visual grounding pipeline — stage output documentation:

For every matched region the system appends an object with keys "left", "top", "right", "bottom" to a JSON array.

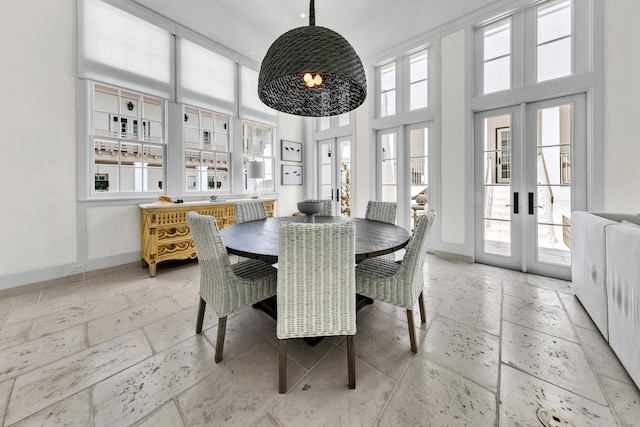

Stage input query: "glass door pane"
[
  {"left": 319, "top": 140, "right": 332, "bottom": 200},
  {"left": 380, "top": 132, "right": 397, "bottom": 203},
  {"left": 534, "top": 104, "right": 572, "bottom": 266},
  {"left": 409, "top": 126, "right": 429, "bottom": 228},
  {"left": 483, "top": 114, "right": 513, "bottom": 257},
  {"left": 338, "top": 138, "right": 352, "bottom": 217}
]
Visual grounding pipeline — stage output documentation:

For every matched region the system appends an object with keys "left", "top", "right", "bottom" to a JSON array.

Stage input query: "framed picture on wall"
[
  {"left": 282, "top": 164, "right": 302, "bottom": 185},
  {"left": 281, "top": 140, "right": 302, "bottom": 162}
]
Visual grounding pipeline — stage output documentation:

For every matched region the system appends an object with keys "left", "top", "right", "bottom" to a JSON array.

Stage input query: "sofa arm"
[
  {"left": 571, "top": 211, "right": 618, "bottom": 339},
  {"left": 605, "top": 222, "right": 640, "bottom": 387}
]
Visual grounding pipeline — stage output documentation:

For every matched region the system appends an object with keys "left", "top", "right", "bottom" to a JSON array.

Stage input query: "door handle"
[
  {"left": 528, "top": 192, "right": 534, "bottom": 215},
  {"left": 336, "top": 188, "right": 340, "bottom": 202},
  {"left": 506, "top": 192, "right": 519, "bottom": 214}
]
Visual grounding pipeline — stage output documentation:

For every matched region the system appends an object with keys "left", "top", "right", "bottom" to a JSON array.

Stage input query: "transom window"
[
  {"left": 375, "top": 47, "right": 430, "bottom": 118},
  {"left": 379, "top": 62, "right": 397, "bottom": 117},
  {"left": 92, "top": 83, "right": 165, "bottom": 194},
  {"left": 317, "top": 112, "right": 351, "bottom": 131},
  {"left": 184, "top": 106, "right": 230, "bottom": 192},
  {"left": 537, "top": 0, "right": 572, "bottom": 82},
  {"left": 409, "top": 50, "right": 429, "bottom": 110},
  {"left": 477, "top": 0, "right": 575, "bottom": 94},
  {"left": 483, "top": 18, "right": 511, "bottom": 94}
]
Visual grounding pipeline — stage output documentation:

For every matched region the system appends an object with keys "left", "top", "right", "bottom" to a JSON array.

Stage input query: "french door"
[
  {"left": 318, "top": 137, "right": 352, "bottom": 216},
  {"left": 474, "top": 94, "right": 586, "bottom": 279},
  {"left": 376, "top": 122, "right": 430, "bottom": 230}
]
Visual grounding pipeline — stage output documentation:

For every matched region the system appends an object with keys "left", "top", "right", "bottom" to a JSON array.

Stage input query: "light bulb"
[
  {"left": 306, "top": 80, "right": 315, "bottom": 88},
  {"left": 303, "top": 73, "right": 313, "bottom": 83},
  {"left": 313, "top": 74, "right": 322, "bottom": 86}
]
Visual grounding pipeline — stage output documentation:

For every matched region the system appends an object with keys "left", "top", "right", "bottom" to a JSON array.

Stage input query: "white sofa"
[{"left": 572, "top": 211, "right": 640, "bottom": 387}]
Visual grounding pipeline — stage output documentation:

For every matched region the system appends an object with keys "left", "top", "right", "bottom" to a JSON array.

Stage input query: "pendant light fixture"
[{"left": 258, "top": 0, "right": 367, "bottom": 117}]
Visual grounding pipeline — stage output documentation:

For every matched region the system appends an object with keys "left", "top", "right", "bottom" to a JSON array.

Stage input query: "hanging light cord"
[{"left": 309, "top": 0, "right": 315, "bottom": 26}]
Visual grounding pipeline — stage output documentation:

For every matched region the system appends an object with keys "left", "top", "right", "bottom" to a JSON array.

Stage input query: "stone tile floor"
[{"left": 0, "top": 254, "right": 638, "bottom": 426}]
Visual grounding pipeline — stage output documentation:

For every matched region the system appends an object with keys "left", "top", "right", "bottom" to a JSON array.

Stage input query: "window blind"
[
  {"left": 240, "top": 66, "right": 277, "bottom": 124},
  {"left": 178, "top": 38, "right": 235, "bottom": 115},
  {"left": 78, "top": 0, "right": 172, "bottom": 98}
]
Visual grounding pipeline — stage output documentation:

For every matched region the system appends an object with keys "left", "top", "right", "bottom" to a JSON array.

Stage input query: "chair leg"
[
  {"left": 214, "top": 316, "right": 227, "bottom": 363},
  {"left": 347, "top": 335, "right": 356, "bottom": 389},
  {"left": 195, "top": 298, "right": 206, "bottom": 333},
  {"left": 279, "top": 339, "right": 287, "bottom": 394},
  {"left": 406, "top": 309, "right": 417, "bottom": 353},
  {"left": 418, "top": 291, "right": 426, "bottom": 324}
]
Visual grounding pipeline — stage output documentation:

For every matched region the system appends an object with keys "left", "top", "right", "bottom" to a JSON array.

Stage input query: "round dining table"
[
  {"left": 220, "top": 215, "right": 411, "bottom": 265},
  {"left": 220, "top": 215, "right": 411, "bottom": 342}
]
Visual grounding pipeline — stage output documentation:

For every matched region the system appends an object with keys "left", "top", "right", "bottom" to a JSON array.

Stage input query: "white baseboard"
[{"left": 0, "top": 251, "right": 141, "bottom": 292}]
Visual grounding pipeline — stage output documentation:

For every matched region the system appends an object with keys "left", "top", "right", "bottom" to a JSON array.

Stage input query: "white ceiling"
[{"left": 133, "top": 0, "right": 503, "bottom": 64}]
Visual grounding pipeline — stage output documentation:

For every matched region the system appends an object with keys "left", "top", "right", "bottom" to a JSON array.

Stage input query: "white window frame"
[
  {"left": 406, "top": 48, "right": 430, "bottom": 111},
  {"left": 315, "top": 112, "right": 353, "bottom": 133},
  {"left": 480, "top": 17, "right": 512, "bottom": 95},
  {"left": 78, "top": 0, "right": 284, "bottom": 202},
  {"left": 375, "top": 46, "right": 432, "bottom": 120},
  {"left": 475, "top": 0, "right": 587, "bottom": 95},
  {"left": 242, "top": 120, "right": 275, "bottom": 194},
  {"left": 88, "top": 81, "right": 167, "bottom": 198},
  {"left": 183, "top": 105, "right": 231, "bottom": 194}
]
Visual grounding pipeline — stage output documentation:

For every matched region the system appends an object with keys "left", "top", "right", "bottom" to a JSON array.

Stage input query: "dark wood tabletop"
[{"left": 220, "top": 216, "right": 410, "bottom": 264}]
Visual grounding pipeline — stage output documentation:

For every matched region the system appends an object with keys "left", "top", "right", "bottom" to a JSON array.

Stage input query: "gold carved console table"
[{"left": 139, "top": 199, "right": 275, "bottom": 277}]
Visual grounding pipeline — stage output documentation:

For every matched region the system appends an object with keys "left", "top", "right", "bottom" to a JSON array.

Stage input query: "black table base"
[{"left": 253, "top": 294, "right": 374, "bottom": 346}]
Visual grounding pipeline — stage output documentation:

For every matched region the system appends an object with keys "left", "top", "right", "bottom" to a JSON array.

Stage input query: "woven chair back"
[
  {"left": 186, "top": 212, "right": 236, "bottom": 313},
  {"left": 234, "top": 201, "right": 268, "bottom": 223},
  {"left": 277, "top": 222, "right": 356, "bottom": 339},
  {"left": 365, "top": 201, "right": 397, "bottom": 224},
  {"left": 398, "top": 211, "right": 437, "bottom": 300}
]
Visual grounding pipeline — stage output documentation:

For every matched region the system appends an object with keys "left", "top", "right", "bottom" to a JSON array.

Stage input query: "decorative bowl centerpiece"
[{"left": 297, "top": 201, "right": 323, "bottom": 223}]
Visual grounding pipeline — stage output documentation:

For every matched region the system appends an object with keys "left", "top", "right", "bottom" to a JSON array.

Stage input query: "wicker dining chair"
[
  {"left": 187, "top": 212, "right": 277, "bottom": 363},
  {"left": 277, "top": 222, "right": 356, "bottom": 393},
  {"left": 355, "top": 211, "right": 436, "bottom": 353},
  {"left": 303, "top": 199, "right": 333, "bottom": 216},
  {"left": 365, "top": 200, "right": 397, "bottom": 224},
  {"left": 365, "top": 201, "right": 398, "bottom": 261},
  {"left": 234, "top": 200, "right": 268, "bottom": 224}
]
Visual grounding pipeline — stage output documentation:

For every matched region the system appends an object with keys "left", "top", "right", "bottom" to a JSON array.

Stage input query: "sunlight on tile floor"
[{"left": 0, "top": 254, "right": 638, "bottom": 426}]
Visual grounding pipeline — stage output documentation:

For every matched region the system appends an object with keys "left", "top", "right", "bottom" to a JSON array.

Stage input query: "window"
[
  {"left": 379, "top": 62, "right": 397, "bottom": 117},
  {"left": 483, "top": 18, "right": 511, "bottom": 94},
  {"left": 316, "top": 112, "right": 351, "bottom": 131},
  {"left": 477, "top": 0, "right": 575, "bottom": 93},
  {"left": 380, "top": 132, "right": 398, "bottom": 203},
  {"left": 375, "top": 47, "right": 430, "bottom": 118},
  {"left": 92, "top": 83, "right": 165, "bottom": 194},
  {"left": 410, "top": 127, "right": 429, "bottom": 197},
  {"left": 409, "top": 50, "right": 429, "bottom": 110},
  {"left": 243, "top": 120, "right": 274, "bottom": 193},
  {"left": 537, "top": 0, "right": 572, "bottom": 82},
  {"left": 184, "top": 106, "right": 230, "bottom": 192}
]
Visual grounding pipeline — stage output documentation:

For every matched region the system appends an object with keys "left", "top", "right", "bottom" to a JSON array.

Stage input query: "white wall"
[
  {"left": 276, "top": 113, "right": 305, "bottom": 216},
  {"left": 355, "top": 82, "right": 372, "bottom": 218},
  {"left": 1, "top": 0, "right": 78, "bottom": 286},
  {"left": 439, "top": 30, "right": 467, "bottom": 245},
  {"left": 603, "top": 0, "right": 640, "bottom": 212}
]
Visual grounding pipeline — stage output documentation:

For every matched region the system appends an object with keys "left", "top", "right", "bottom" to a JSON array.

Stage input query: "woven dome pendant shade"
[{"left": 258, "top": 0, "right": 367, "bottom": 117}]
